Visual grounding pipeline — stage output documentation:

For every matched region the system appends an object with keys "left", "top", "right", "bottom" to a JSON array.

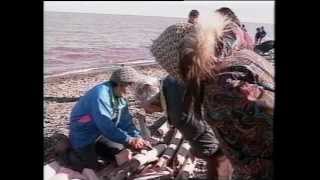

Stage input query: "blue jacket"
[{"left": 69, "top": 81, "right": 141, "bottom": 150}]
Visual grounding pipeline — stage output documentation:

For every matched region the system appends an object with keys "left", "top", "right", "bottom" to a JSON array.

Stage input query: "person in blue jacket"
[{"left": 69, "top": 66, "right": 150, "bottom": 170}]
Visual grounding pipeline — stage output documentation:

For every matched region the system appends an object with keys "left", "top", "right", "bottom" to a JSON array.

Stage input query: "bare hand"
[
  {"left": 129, "top": 138, "right": 153, "bottom": 150},
  {"left": 129, "top": 137, "right": 145, "bottom": 150},
  {"left": 239, "top": 82, "right": 263, "bottom": 101}
]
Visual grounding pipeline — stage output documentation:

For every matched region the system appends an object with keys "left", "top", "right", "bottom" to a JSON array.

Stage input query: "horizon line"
[{"left": 44, "top": 10, "right": 274, "bottom": 25}]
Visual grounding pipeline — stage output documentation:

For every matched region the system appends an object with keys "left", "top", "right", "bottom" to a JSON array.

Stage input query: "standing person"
[
  {"left": 188, "top": 9, "right": 199, "bottom": 24},
  {"left": 68, "top": 66, "right": 151, "bottom": 171},
  {"left": 150, "top": 15, "right": 274, "bottom": 180},
  {"left": 241, "top": 24, "right": 247, "bottom": 32},
  {"left": 260, "top": 26, "right": 267, "bottom": 43},
  {"left": 255, "top": 27, "right": 262, "bottom": 45},
  {"left": 138, "top": 75, "right": 232, "bottom": 179},
  {"left": 215, "top": 7, "right": 254, "bottom": 52}
]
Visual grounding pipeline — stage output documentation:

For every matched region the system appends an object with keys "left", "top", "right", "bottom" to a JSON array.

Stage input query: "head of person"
[
  {"left": 109, "top": 66, "right": 143, "bottom": 98},
  {"left": 151, "top": 17, "right": 275, "bottom": 115},
  {"left": 215, "top": 7, "right": 241, "bottom": 27},
  {"left": 133, "top": 76, "right": 160, "bottom": 103},
  {"left": 151, "top": 15, "right": 235, "bottom": 82},
  {"left": 261, "top": 26, "right": 264, "bottom": 30},
  {"left": 188, "top": 10, "right": 199, "bottom": 24},
  {"left": 257, "top": 27, "right": 261, "bottom": 32},
  {"left": 151, "top": 15, "right": 233, "bottom": 115},
  {"left": 129, "top": 73, "right": 163, "bottom": 114}
]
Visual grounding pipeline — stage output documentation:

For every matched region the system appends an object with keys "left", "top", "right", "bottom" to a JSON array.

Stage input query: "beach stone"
[{"left": 43, "top": 63, "right": 273, "bottom": 177}]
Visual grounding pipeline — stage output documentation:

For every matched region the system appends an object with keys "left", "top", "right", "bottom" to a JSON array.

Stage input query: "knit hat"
[
  {"left": 110, "top": 66, "right": 144, "bottom": 84},
  {"left": 150, "top": 23, "right": 195, "bottom": 81},
  {"left": 133, "top": 75, "right": 160, "bottom": 102},
  {"left": 150, "top": 15, "right": 230, "bottom": 81}
]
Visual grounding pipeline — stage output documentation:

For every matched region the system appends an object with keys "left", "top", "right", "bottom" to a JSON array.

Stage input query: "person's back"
[
  {"left": 202, "top": 49, "right": 274, "bottom": 179},
  {"left": 70, "top": 82, "right": 114, "bottom": 149}
]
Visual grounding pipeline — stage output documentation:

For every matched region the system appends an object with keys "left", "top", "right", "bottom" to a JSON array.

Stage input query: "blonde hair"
[
  {"left": 178, "top": 13, "right": 236, "bottom": 115},
  {"left": 179, "top": 13, "right": 234, "bottom": 81}
]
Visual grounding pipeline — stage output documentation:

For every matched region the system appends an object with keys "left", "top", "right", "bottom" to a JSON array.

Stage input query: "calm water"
[{"left": 44, "top": 12, "right": 274, "bottom": 76}]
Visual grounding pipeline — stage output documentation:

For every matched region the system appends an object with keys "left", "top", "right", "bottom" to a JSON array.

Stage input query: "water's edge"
[{"left": 44, "top": 61, "right": 160, "bottom": 82}]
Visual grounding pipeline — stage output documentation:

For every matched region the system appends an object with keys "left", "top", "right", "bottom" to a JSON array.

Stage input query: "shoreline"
[
  {"left": 44, "top": 54, "right": 273, "bottom": 136},
  {"left": 44, "top": 62, "right": 162, "bottom": 83}
]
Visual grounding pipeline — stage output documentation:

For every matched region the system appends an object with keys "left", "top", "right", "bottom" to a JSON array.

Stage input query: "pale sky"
[{"left": 44, "top": 1, "right": 274, "bottom": 24}]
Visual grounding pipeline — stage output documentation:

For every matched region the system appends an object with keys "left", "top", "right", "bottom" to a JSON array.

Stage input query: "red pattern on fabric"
[{"left": 78, "top": 114, "right": 92, "bottom": 123}]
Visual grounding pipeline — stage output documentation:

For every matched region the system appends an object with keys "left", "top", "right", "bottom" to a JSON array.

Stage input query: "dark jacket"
[{"left": 162, "top": 76, "right": 219, "bottom": 157}]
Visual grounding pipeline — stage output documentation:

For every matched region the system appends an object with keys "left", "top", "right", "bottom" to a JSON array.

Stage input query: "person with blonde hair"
[{"left": 150, "top": 10, "right": 274, "bottom": 179}]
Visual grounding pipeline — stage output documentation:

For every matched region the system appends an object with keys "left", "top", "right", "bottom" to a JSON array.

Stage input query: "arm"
[
  {"left": 239, "top": 82, "right": 274, "bottom": 115},
  {"left": 121, "top": 106, "right": 141, "bottom": 138},
  {"left": 217, "top": 69, "right": 274, "bottom": 117},
  {"left": 91, "top": 90, "right": 133, "bottom": 145}
]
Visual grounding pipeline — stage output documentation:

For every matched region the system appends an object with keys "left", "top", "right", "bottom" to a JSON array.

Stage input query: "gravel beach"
[
  {"left": 44, "top": 55, "right": 273, "bottom": 178},
  {"left": 44, "top": 64, "right": 168, "bottom": 137},
  {"left": 43, "top": 63, "right": 210, "bottom": 178}
]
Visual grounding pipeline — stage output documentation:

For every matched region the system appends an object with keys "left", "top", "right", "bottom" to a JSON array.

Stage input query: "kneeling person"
[{"left": 69, "top": 66, "right": 150, "bottom": 170}]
